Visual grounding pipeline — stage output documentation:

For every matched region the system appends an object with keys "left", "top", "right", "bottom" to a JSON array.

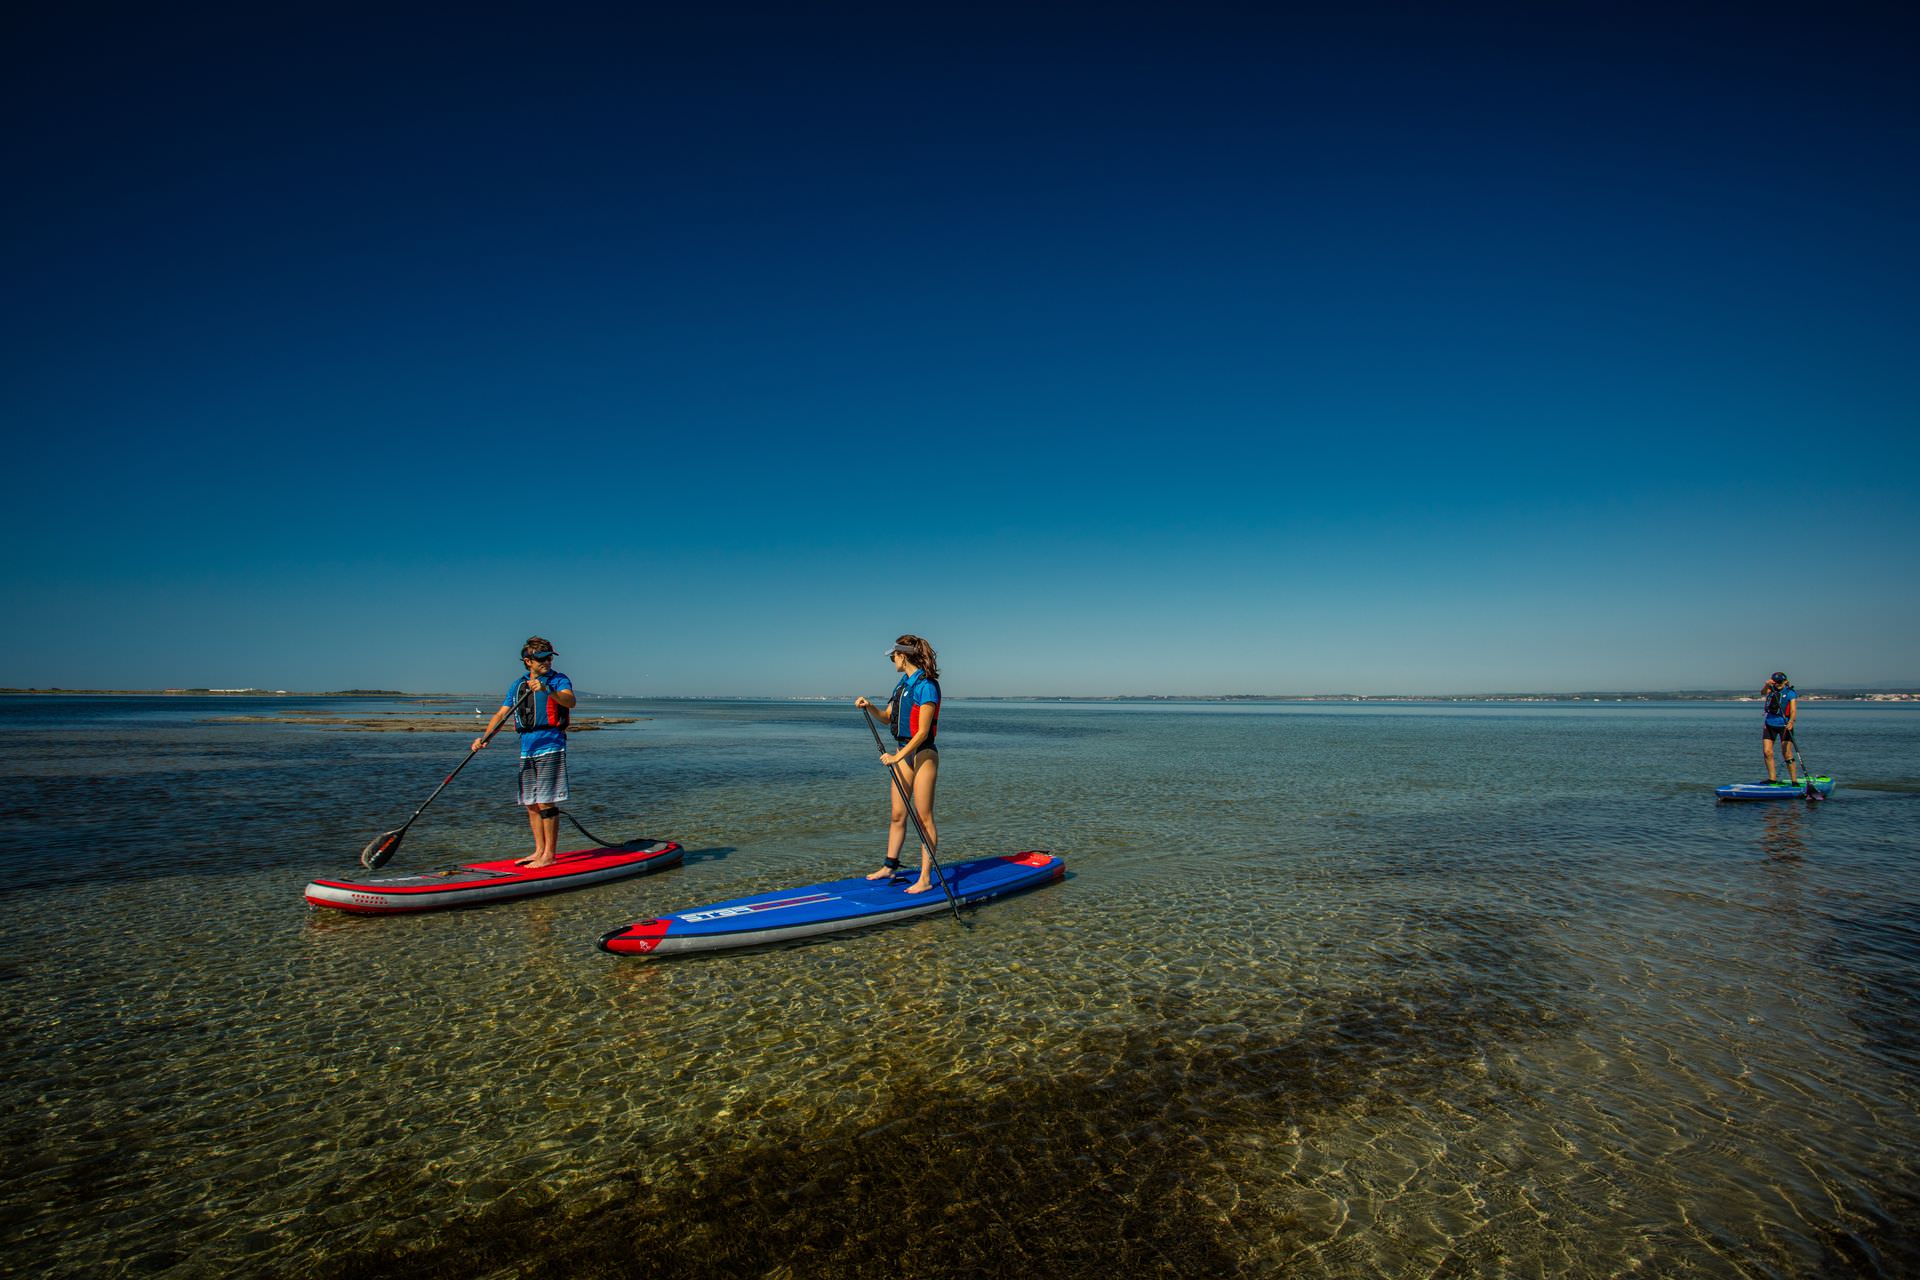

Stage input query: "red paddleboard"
[{"left": 305, "top": 840, "right": 682, "bottom": 914}]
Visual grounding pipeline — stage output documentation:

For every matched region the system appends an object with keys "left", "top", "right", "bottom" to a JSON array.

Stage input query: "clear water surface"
[{"left": 0, "top": 695, "right": 1915, "bottom": 1278}]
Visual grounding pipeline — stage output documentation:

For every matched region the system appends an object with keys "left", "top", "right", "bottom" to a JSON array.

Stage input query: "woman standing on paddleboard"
[{"left": 856, "top": 635, "right": 941, "bottom": 894}]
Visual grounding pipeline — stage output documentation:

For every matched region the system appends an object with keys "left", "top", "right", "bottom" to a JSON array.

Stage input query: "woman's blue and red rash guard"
[{"left": 890, "top": 671, "right": 940, "bottom": 745}]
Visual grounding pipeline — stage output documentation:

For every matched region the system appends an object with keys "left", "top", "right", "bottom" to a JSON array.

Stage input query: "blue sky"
[{"left": 4, "top": 6, "right": 1916, "bottom": 695}]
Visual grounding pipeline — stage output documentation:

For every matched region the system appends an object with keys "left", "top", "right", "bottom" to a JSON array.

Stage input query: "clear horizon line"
[{"left": 8, "top": 685, "right": 1919, "bottom": 700}]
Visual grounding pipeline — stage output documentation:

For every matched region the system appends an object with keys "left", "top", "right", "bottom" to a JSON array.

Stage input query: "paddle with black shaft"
[
  {"left": 1794, "top": 738, "right": 1823, "bottom": 802},
  {"left": 859, "top": 704, "right": 966, "bottom": 926},
  {"left": 359, "top": 685, "right": 534, "bottom": 869}
]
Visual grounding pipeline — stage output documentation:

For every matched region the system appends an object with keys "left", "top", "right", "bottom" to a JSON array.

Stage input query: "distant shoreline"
[
  {"left": 4, "top": 688, "right": 1917, "bottom": 703},
  {"left": 0, "top": 688, "right": 411, "bottom": 698}
]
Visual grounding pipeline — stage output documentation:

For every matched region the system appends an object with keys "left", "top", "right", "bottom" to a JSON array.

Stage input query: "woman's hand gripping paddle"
[
  {"left": 359, "top": 685, "right": 533, "bottom": 869},
  {"left": 860, "top": 705, "right": 965, "bottom": 926}
]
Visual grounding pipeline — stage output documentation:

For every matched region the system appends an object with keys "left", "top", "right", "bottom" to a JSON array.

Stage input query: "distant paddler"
[{"left": 1759, "top": 671, "right": 1800, "bottom": 785}]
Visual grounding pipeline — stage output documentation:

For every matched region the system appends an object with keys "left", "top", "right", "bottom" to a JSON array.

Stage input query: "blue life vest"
[
  {"left": 1764, "top": 685, "right": 1796, "bottom": 728},
  {"left": 513, "top": 675, "right": 571, "bottom": 736},
  {"left": 890, "top": 670, "right": 940, "bottom": 743}
]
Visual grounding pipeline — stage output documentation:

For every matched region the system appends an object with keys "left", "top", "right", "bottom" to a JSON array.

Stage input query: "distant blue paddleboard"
[
  {"left": 598, "top": 851, "right": 1063, "bottom": 957},
  {"left": 1716, "top": 777, "right": 1835, "bottom": 801}
]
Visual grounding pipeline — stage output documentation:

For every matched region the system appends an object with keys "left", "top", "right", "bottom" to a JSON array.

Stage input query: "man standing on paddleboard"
[
  {"left": 1761, "top": 671, "right": 1800, "bottom": 784},
  {"left": 473, "top": 637, "right": 575, "bottom": 868}
]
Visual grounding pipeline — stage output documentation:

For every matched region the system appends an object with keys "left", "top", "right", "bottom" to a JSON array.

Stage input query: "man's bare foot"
[
  {"left": 905, "top": 878, "right": 933, "bottom": 894},
  {"left": 517, "top": 855, "right": 556, "bottom": 869},
  {"left": 866, "top": 864, "right": 899, "bottom": 881}
]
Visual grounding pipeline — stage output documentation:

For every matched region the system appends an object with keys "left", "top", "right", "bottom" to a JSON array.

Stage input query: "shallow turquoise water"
[{"left": 1, "top": 695, "right": 1916, "bottom": 1277}]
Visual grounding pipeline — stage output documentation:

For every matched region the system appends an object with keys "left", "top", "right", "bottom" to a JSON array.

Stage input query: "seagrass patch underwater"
[{"left": 311, "top": 929, "right": 1579, "bottom": 1280}]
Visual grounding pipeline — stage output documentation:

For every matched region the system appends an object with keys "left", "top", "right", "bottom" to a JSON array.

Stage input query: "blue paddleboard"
[
  {"left": 1716, "top": 777, "right": 1834, "bottom": 801},
  {"left": 597, "top": 851, "right": 1063, "bottom": 957}
]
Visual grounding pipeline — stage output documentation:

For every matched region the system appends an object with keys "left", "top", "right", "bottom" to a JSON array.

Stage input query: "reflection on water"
[
  {"left": 0, "top": 696, "right": 1917, "bottom": 1277},
  {"left": 1761, "top": 803, "right": 1809, "bottom": 861}
]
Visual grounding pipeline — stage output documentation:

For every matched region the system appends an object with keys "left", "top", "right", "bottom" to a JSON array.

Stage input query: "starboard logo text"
[{"left": 681, "top": 905, "right": 756, "bottom": 922}]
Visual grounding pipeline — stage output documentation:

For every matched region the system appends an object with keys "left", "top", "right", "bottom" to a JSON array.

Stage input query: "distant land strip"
[
  {"left": 0, "top": 688, "right": 410, "bottom": 697},
  {"left": 202, "top": 713, "right": 640, "bottom": 733}
]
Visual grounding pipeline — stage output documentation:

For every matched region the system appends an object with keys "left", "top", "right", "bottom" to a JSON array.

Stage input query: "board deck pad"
[
  {"left": 598, "top": 851, "right": 1063, "bottom": 958},
  {"left": 306, "top": 840, "right": 682, "bottom": 913}
]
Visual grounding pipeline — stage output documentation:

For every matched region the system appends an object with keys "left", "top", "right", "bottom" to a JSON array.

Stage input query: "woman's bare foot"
[
  {"left": 905, "top": 877, "right": 933, "bottom": 894},
  {"left": 866, "top": 864, "right": 899, "bottom": 881},
  {"left": 517, "top": 855, "right": 556, "bottom": 869}
]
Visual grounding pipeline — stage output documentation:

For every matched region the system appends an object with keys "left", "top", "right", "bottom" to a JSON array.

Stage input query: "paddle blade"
[{"left": 361, "top": 830, "right": 404, "bottom": 870}]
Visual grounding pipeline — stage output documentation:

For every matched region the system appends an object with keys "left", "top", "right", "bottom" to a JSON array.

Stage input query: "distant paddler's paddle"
[
  {"left": 859, "top": 705, "right": 965, "bottom": 925},
  {"left": 1795, "top": 740, "right": 1823, "bottom": 803},
  {"left": 359, "top": 684, "right": 533, "bottom": 869}
]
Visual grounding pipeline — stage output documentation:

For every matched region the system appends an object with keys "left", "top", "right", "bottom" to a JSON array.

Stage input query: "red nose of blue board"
[{"left": 598, "top": 851, "right": 1064, "bottom": 958}]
